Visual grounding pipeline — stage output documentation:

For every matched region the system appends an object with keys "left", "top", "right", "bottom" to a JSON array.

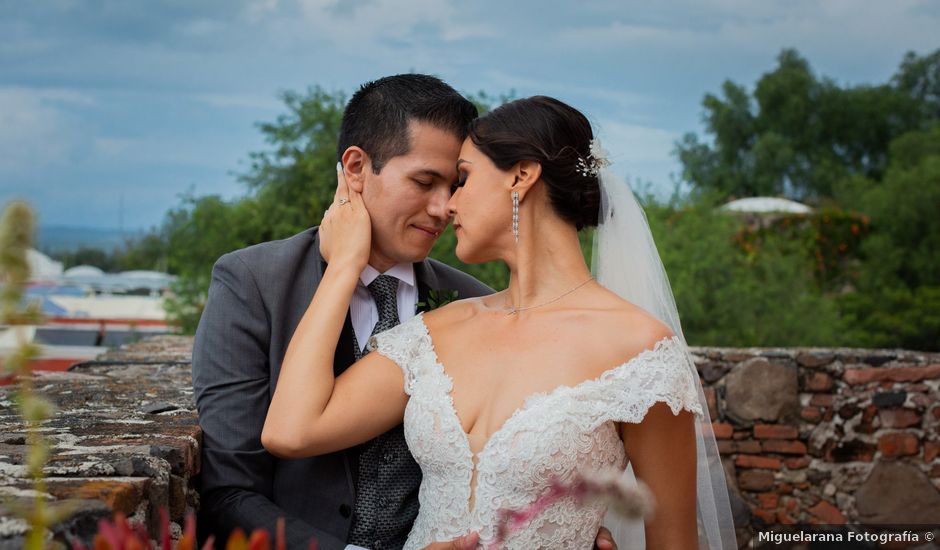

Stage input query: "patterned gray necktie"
[
  {"left": 349, "top": 273, "right": 420, "bottom": 550},
  {"left": 353, "top": 274, "right": 401, "bottom": 360}
]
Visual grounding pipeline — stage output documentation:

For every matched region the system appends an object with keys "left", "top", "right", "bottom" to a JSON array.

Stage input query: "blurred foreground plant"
[
  {"left": 0, "top": 201, "right": 61, "bottom": 548},
  {"left": 74, "top": 511, "right": 314, "bottom": 550},
  {"left": 489, "top": 469, "right": 653, "bottom": 549}
]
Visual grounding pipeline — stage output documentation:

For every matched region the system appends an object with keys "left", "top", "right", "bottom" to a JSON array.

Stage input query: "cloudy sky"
[{"left": 2, "top": 0, "right": 938, "bottom": 230}]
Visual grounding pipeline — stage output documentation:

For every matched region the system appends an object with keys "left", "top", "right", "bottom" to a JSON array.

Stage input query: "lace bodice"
[{"left": 369, "top": 314, "right": 703, "bottom": 549}]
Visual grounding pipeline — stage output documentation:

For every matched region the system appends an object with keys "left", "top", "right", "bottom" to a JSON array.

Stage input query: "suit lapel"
[
  {"left": 413, "top": 259, "right": 440, "bottom": 312},
  {"left": 310, "top": 229, "right": 361, "bottom": 499}
]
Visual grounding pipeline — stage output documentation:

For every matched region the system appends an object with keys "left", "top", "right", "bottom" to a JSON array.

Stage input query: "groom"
[{"left": 193, "top": 74, "right": 618, "bottom": 550}]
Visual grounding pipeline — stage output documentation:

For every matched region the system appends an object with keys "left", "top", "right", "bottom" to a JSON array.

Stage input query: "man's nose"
[{"left": 428, "top": 185, "right": 453, "bottom": 220}]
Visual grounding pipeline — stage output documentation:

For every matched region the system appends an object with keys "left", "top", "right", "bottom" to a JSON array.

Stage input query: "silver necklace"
[{"left": 506, "top": 277, "right": 594, "bottom": 315}]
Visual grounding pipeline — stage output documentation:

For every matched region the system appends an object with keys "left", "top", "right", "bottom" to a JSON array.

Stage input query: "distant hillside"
[{"left": 36, "top": 225, "right": 145, "bottom": 254}]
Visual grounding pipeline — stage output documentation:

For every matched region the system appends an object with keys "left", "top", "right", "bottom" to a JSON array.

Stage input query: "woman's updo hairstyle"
[{"left": 468, "top": 96, "right": 601, "bottom": 230}]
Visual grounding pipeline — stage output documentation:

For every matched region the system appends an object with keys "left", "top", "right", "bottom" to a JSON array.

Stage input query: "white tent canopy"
[
  {"left": 27, "top": 249, "right": 64, "bottom": 281},
  {"left": 721, "top": 197, "right": 813, "bottom": 214}
]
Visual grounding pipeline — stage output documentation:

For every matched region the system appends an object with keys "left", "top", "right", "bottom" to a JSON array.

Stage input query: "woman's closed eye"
[{"left": 451, "top": 173, "right": 467, "bottom": 194}]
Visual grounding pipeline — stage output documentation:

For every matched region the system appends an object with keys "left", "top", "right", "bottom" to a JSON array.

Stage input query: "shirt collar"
[{"left": 359, "top": 262, "right": 416, "bottom": 288}]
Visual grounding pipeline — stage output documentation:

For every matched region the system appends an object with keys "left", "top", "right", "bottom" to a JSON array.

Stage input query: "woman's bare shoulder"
[
  {"left": 579, "top": 287, "right": 677, "bottom": 371},
  {"left": 420, "top": 294, "right": 490, "bottom": 331}
]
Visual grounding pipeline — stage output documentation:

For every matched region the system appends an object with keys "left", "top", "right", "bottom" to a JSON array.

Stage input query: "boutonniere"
[{"left": 417, "top": 289, "right": 459, "bottom": 313}]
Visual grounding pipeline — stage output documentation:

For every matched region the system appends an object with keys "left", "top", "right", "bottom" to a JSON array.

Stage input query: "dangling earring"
[{"left": 512, "top": 191, "right": 520, "bottom": 243}]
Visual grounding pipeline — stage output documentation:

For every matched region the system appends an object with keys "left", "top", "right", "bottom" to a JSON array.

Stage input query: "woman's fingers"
[{"left": 335, "top": 162, "right": 350, "bottom": 204}]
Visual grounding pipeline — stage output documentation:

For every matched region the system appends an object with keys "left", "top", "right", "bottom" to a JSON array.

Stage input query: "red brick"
[
  {"left": 931, "top": 464, "right": 940, "bottom": 478},
  {"left": 735, "top": 454, "right": 782, "bottom": 470},
  {"left": 857, "top": 405, "right": 879, "bottom": 434},
  {"left": 796, "top": 353, "right": 834, "bottom": 367},
  {"left": 878, "top": 432, "right": 919, "bottom": 457},
  {"left": 717, "top": 440, "right": 734, "bottom": 455},
  {"left": 800, "top": 406, "right": 822, "bottom": 423},
  {"left": 757, "top": 492, "right": 779, "bottom": 509},
  {"left": 796, "top": 482, "right": 810, "bottom": 490},
  {"left": 822, "top": 408, "right": 835, "bottom": 421},
  {"left": 763, "top": 440, "right": 808, "bottom": 455},
  {"left": 732, "top": 431, "right": 748, "bottom": 440},
  {"left": 704, "top": 386, "right": 718, "bottom": 419},
  {"left": 785, "top": 497, "right": 799, "bottom": 512},
  {"left": 736, "top": 440, "right": 762, "bottom": 454},
  {"left": 808, "top": 500, "right": 846, "bottom": 524},
  {"left": 777, "top": 482, "right": 794, "bottom": 494},
  {"left": 804, "top": 372, "right": 834, "bottom": 392},
  {"left": 777, "top": 510, "right": 797, "bottom": 524},
  {"left": 810, "top": 394, "right": 835, "bottom": 407},
  {"left": 752, "top": 508, "right": 776, "bottom": 523},
  {"left": 754, "top": 424, "right": 799, "bottom": 439},
  {"left": 924, "top": 441, "right": 940, "bottom": 463},
  {"left": 878, "top": 408, "right": 922, "bottom": 429},
  {"left": 932, "top": 406, "right": 940, "bottom": 420},
  {"left": 738, "top": 470, "right": 775, "bottom": 491},
  {"left": 712, "top": 422, "right": 733, "bottom": 439},
  {"left": 785, "top": 457, "right": 811, "bottom": 469},
  {"left": 843, "top": 364, "right": 940, "bottom": 385}
]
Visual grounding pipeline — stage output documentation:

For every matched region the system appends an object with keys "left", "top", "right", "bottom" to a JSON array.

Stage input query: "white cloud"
[
  {"left": 0, "top": 88, "right": 80, "bottom": 175},
  {"left": 595, "top": 120, "right": 677, "bottom": 168},
  {"left": 556, "top": 0, "right": 940, "bottom": 64},
  {"left": 292, "top": 0, "right": 496, "bottom": 49},
  {"left": 192, "top": 93, "right": 283, "bottom": 110}
]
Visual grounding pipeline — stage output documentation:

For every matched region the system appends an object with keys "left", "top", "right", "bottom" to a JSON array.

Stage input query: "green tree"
[
  {"left": 834, "top": 126, "right": 940, "bottom": 350},
  {"left": 677, "top": 49, "right": 928, "bottom": 202}
]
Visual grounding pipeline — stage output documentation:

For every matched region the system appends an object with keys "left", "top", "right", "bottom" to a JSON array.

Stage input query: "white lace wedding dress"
[{"left": 368, "top": 313, "right": 704, "bottom": 549}]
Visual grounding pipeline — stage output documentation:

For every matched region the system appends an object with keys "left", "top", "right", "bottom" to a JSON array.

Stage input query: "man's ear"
[
  {"left": 340, "top": 147, "right": 371, "bottom": 193},
  {"left": 510, "top": 160, "right": 542, "bottom": 202}
]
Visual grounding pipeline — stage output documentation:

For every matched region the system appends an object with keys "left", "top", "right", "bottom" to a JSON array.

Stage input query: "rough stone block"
[
  {"left": 856, "top": 462, "right": 940, "bottom": 524},
  {"left": 45, "top": 478, "right": 149, "bottom": 516},
  {"left": 872, "top": 391, "right": 907, "bottom": 408},
  {"left": 808, "top": 500, "right": 846, "bottom": 524},
  {"left": 724, "top": 359, "right": 799, "bottom": 423}
]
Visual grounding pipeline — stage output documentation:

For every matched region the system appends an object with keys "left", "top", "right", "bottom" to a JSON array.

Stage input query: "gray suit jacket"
[{"left": 192, "top": 227, "right": 492, "bottom": 550}]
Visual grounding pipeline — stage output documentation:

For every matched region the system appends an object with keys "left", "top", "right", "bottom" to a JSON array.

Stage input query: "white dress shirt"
[{"left": 346, "top": 263, "right": 417, "bottom": 550}]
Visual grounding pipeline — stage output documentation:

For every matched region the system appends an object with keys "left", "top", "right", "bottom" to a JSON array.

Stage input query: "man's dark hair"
[{"left": 337, "top": 74, "right": 478, "bottom": 173}]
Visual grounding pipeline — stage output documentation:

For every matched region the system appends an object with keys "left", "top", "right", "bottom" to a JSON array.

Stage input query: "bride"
[{"left": 262, "top": 96, "right": 735, "bottom": 549}]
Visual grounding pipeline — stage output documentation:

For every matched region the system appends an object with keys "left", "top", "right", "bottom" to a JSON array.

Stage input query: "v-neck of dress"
[{"left": 411, "top": 313, "right": 680, "bottom": 516}]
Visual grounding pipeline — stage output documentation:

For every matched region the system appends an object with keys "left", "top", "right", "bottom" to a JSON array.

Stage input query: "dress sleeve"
[
  {"left": 598, "top": 336, "right": 704, "bottom": 424},
  {"left": 366, "top": 314, "right": 432, "bottom": 395}
]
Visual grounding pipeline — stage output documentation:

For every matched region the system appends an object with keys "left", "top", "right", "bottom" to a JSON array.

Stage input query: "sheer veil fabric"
[{"left": 591, "top": 164, "right": 737, "bottom": 549}]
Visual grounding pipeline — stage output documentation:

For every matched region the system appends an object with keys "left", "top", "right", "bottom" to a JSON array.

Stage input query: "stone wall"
[
  {"left": 1, "top": 338, "right": 938, "bottom": 548},
  {"left": 0, "top": 336, "right": 198, "bottom": 548},
  {"left": 699, "top": 346, "right": 940, "bottom": 547}
]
